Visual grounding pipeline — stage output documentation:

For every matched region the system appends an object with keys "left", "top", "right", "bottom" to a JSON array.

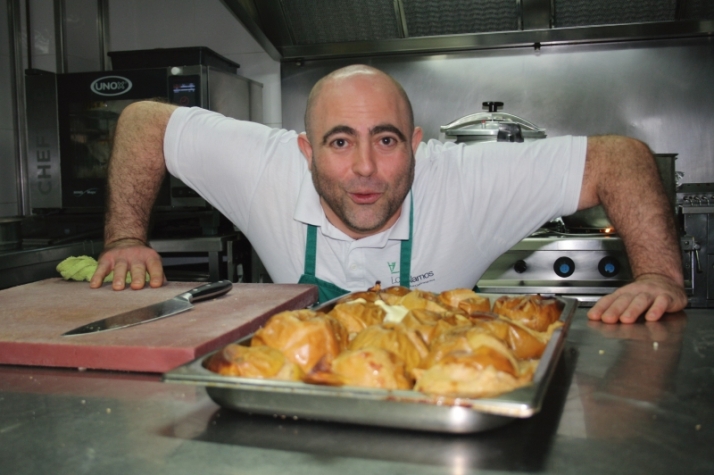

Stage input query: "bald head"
[{"left": 304, "top": 65, "right": 414, "bottom": 142}]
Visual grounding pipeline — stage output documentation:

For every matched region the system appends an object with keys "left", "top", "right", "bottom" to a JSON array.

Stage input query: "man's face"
[{"left": 298, "top": 73, "right": 423, "bottom": 239}]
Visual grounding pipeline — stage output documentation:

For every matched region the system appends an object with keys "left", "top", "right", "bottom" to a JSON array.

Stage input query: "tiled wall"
[
  {"left": 0, "top": 0, "right": 280, "bottom": 218},
  {"left": 108, "top": 0, "right": 282, "bottom": 128}
]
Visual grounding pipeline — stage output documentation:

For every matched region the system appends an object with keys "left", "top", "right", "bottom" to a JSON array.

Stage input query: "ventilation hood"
[{"left": 220, "top": 0, "right": 714, "bottom": 61}]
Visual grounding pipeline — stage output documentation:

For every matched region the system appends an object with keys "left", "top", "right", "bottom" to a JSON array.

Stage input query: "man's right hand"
[
  {"left": 88, "top": 101, "right": 177, "bottom": 291},
  {"left": 89, "top": 238, "right": 165, "bottom": 290}
]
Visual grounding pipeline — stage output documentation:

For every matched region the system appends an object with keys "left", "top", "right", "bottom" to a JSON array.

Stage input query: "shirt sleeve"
[
  {"left": 163, "top": 107, "right": 298, "bottom": 232},
  {"left": 418, "top": 135, "right": 587, "bottom": 258},
  {"left": 467, "top": 135, "right": 587, "bottom": 253}
]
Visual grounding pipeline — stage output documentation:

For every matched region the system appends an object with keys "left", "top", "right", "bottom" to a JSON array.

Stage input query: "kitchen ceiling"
[{"left": 220, "top": 0, "right": 714, "bottom": 61}]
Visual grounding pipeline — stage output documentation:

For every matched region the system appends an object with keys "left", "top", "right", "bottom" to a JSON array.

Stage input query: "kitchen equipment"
[
  {"left": 0, "top": 217, "right": 23, "bottom": 252},
  {"left": 440, "top": 101, "right": 547, "bottom": 144},
  {"left": 24, "top": 46, "right": 263, "bottom": 212},
  {"left": 0, "top": 279, "right": 317, "bottom": 372},
  {"left": 164, "top": 292, "right": 577, "bottom": 433},
  {"left": 478, "top": 232, "right": 631, "bottom": 306},
  {"left": 677, "top": 183, "right": 714, "bottom": 308},
  {"left": 63, "top": 280, "right": 233, "bottom": 336}
]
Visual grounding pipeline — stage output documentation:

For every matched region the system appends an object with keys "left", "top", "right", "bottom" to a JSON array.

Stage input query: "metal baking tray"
[{"left": 163, "top": 293, "right": 577, "bottom": 433}]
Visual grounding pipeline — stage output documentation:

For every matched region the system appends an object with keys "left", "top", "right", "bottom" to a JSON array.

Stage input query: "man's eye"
[
  {"left": 380, "top": 137, "right": 396, "bottom": 146},
  {"left": 332, "top": 138, "right": 347, "bottom": 148}
]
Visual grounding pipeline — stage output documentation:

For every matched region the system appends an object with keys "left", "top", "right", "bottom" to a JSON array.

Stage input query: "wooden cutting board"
[{"left": 0, "top": 279, "right": 318, "bottom": 373}]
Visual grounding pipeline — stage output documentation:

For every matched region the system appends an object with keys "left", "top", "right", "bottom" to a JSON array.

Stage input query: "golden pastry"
[
  {"left": 328, "top": 301, "right": 386, "bottom": 336},
  {"left": 305, "top": 348, "right": 413, "bottom": 390},
  {"left": 414, "top": 350, "right": 529, "bottom": 398},
  {"left": 492, "top": 295, "right": 562, "bottom": 332},
  {"left": 437, "top": 288, "right": 491, "bottom": 314},
  {"left": 203, "top": 344, "right": 304, "bottom": 381},
  {"left": 251, "top": 310, "right": 348, "bottom": 372},
  {"left": 348, "top": 323, "right": 429, "bottom": 376}
]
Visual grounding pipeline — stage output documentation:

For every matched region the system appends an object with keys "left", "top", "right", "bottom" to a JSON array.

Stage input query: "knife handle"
[{"left": 180, "top": 280, "right": 233, "bottom": 303}]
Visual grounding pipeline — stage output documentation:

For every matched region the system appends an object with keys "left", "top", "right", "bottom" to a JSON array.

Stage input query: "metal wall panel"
[{"left": 281, "top": 36, "right": 714, "bottom": 184}]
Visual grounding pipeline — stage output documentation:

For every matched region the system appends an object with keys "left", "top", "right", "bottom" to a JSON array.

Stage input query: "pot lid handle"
[{"left": 483, "top": 101, "right": 504, "bottom": 112}]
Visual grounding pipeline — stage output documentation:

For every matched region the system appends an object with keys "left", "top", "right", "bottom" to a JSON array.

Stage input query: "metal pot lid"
[{"left": 440, "top": 101, "right": 547, "bottom": 139}]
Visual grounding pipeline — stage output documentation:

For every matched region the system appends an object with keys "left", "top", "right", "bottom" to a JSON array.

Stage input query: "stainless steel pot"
[{"left": 440, "top": 101, "right": 547, "bottom": 144}]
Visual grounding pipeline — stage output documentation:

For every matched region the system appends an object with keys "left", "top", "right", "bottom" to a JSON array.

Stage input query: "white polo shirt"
[{"left": 164, "top": 107, "right": 586, "bottom": 292}]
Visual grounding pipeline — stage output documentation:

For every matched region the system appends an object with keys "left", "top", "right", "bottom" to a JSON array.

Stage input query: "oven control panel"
[
  {"left": 477, "top": 235, "right": 632, "bottom": 303},
  {"left": 482, "top": 249, "right": 631, "bottom": 282}
]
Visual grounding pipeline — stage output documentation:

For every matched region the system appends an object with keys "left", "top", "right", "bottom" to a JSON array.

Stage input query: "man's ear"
[
  {"left": 297, "top": 133, "right": 314, "bottom": 168},
  {"left": 411, "top": 126, "right": 423, "bottom": 153}
]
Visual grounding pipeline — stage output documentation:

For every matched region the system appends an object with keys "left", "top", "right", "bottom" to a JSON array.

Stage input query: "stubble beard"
[{"left": 310, "top": 154, "right": 415, "bottom": 235}]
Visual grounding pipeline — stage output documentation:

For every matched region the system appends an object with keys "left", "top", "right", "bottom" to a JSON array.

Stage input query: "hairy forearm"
[
  {"left": 104, "top": 101, "right": 178, "bottom": 245},
  {"left": 580, "top": 136, "right": 683, "bottom": 285}
]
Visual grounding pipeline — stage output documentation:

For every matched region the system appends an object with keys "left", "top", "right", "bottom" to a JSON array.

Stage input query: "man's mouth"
[{"left": 349, "top": 192, "right": 382, "bottom": 204}]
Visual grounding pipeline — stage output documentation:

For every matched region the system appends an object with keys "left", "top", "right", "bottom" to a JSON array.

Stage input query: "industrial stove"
[{"left": 477, "top": 226, "right": 631, "bottom": 307}]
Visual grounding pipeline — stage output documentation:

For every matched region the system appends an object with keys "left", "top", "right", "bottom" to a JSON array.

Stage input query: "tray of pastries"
[{"left": 163, "top": 284, "right": 577, "bottom": 433}]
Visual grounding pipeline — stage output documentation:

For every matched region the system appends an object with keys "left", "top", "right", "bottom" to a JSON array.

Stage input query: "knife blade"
[{"left": 62, "top": 280, "right": 233, "bottom": 336}]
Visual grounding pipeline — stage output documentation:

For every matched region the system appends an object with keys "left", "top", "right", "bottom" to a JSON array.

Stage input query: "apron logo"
[{"left": 388, "top": 262, "right": 398, "bottom": 274}]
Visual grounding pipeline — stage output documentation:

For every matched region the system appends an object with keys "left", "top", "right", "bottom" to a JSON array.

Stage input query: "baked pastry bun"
[
  {"left": 251, "top": 310, "right": 348, "bottom": 372},
  {"left": 414, "top": 350, "right": 528, "bottom": 398},
  {"left": 397, "top": 290, "right": 451, "bottom": 313},
  {"left": 422, "top": 328, "right": 519, "bottom": 372},
  {"left": 473, "top": 317, "right": 548, "bottom": 360},
  {"left": 328, "top": 301, "right": 385, "bottom": 336},
  {"left": 204, "top": 344, "right": 304, "bottom": 381},
  {"left": 378, "top": 285, "right": 412, "bottom": 305},
  {"left": 437, "top": 288, "right": 491, "bottom": 315},
  {"left": 492, "top": 295, "right": 562, "bottom": 332},
  {"left": 305, "top": 348, "right": 413, "bottom": 390},
  {"left": 348, "top": 323, "right": 429, "bottom": 376}
]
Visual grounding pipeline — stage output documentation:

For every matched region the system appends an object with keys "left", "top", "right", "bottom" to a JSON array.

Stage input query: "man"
[{"left": 90, "top": 64, "right": 687, "bottom": 324}]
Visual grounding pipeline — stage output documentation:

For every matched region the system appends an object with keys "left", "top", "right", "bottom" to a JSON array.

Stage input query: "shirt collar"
[{"left": 293, "top": 171, "right": 412, "bottom": 243}]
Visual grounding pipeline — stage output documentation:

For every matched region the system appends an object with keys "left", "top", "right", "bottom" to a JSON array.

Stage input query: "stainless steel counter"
[{"left": 1, "top": 309, "right": 712, "bottom": 475}]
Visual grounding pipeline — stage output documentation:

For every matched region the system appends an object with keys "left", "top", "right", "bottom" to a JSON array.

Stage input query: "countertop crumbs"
[
  {"left": 599, "top": 350, "right": 605, "bottom": 355},
  {"left": 106, "top": 408, "right": 111, "bottom": 414},
  {"left": 653, "top": 342, "right": 659, "bottom": 350},
  {"left": 696, "top": 424, "right": 702, "bottom": 431},
  {"left": 81, "top": 400, "right": 86, "bottom": 405}
]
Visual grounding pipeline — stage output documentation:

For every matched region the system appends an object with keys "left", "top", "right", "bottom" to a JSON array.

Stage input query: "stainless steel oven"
[{"left": 24, "top": 47, "right": 263, "bottom": 212}]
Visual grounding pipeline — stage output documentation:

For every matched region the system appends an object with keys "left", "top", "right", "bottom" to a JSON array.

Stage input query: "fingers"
[
  {"left": 89, "top": 244, "right": 165, "bottom": 291},
  {"left": 592, "top": 292, "right": 655, "bottom": 324},
  {"left": 90, "top": 259, "right": 113, "bottom": 289},
  {"left": 129, "top": 261, "right": 147, "bottom": 290},
  {"left": 587, "top": 275, "right": 687, "bottom": 325},
  {"left": 146, "top": 256, "right": 165, "bottom": 288},
  {"left": 587, "top": 293, "right": 616, "bottom": 321},
  {"left": 644, "top": 294, "right": 671, "bottom": 322},
  {"left": 112, "top": 260, "right": 128, "bottom": 290}
]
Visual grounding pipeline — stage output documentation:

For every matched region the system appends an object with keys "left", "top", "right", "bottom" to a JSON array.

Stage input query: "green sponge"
[{"left": 56, "top": 256, "right": 149, "bottom": 283}]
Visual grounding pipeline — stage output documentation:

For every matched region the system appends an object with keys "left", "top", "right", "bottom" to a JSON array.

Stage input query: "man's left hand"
[{"left": 587, "top": 273, "right": 687, "bottom": 324}]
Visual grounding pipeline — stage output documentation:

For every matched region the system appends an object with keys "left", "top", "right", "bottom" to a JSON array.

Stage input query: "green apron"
[{"left": 298, "top": 197, "right": 414, "bottom": 304}]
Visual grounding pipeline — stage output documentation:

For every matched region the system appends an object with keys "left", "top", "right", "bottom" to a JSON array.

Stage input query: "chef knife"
[{"left": 62, "top": 280, "right": 233, "bottom": 336}]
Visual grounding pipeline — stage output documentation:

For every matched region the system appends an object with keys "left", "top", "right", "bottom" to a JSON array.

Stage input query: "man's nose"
[{"left": 352, "top": 142, "right": 376, "bottom": 177}]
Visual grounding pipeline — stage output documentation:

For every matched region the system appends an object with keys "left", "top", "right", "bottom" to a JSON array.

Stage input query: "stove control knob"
[
  {"left": 514, "top": 260, "right": 528, "bottom": 274},
  {"left": 598, "top": 256, "right": 620, "bottom": 277},
  {"left": 554, "top": 257, "right": 575, "bottom": 278}
]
